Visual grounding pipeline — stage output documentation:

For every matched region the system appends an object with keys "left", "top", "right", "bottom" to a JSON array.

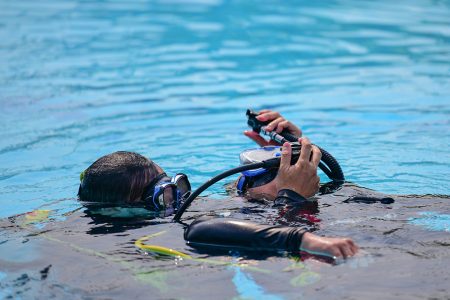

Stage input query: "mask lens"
[
  {"left": 163, "top": 185, "right": 176, "bottom": 208},
  {"left": 240, "top": 146, "right": 282, "bottom": 165},
  {"left": 145, "top": 174, "right": 191, "bottom": 211},
  {"left": 173, "top": 174, "right": 191, "bottom": 199},
  {"left": 177, "top": 179, "right": 190, "bottom": 198},
  {"left": 251, "top": 169, "right": 278, "bottom": 187},
  {"left": 156, "top": 190, "right": 166, "bottom": 210}
]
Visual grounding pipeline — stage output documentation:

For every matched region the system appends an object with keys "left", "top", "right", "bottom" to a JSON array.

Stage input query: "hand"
[
  {"left": 244, "top": 110, "right": 302, "bottom": 146},
  {"left": 300, "top": 232, "right": 359, "bottom": 259},
  {"left": 275, "top": 137, "right": 321, "bottom": 198}
]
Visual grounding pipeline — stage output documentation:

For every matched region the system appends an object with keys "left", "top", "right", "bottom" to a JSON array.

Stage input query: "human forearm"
[
  {"left": 185, "top": 217, "right": 306, "bottom": 252},
  {"left": 185, "top": 217, "right": 358, "bottom": 259}
]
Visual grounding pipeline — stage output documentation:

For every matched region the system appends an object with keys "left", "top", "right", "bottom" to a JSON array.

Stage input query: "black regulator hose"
[
  {"left": 173, "top": 159, "right": 280, "bottom": 221},
  {"left": 173, "top": 110, "right": 345, "bottom": 222}
]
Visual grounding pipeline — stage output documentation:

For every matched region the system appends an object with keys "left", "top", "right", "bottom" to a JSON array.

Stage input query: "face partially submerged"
[{"left": 78, "top": 152, "right": 190, "bottom": 213}]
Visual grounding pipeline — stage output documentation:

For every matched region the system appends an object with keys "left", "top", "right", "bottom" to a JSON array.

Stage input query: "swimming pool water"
[
  {"left": 0, "top": 0, "right": 449, "bottom": 223},
  {"left": 0, "top": 2, "right": 449, "bottom": 298},
  {"left": 1, "top": 185, "right": 448, "bottom": 299},
  {"left": 1, "top": 0, "right": 449, "bottom": 218}
]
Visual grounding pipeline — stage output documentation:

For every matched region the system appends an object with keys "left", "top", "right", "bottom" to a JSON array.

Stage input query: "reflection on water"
[
  {"left": 409, "top": 211, "right": 450, "bottom": 232},
  {"left": 0, "top": 0, "right": 449, "bottom": 218},
  {"left": 0, "top": 1, "right": 449, "bottom": 296},
  {"left": 0, "top": 184, "right": 449, "bottom": 299}
]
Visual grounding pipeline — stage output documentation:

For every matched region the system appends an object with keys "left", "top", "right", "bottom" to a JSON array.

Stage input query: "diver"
[{"left": 78, "top": 140, "right": 358, "bottom": 259}]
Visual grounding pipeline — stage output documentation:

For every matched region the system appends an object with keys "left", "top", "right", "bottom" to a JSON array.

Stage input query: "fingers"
[
  {"left": 315, "top": 176, "right": 320, "bottom": 191},
  {"left": 298, "top": 138, "right": 312, "bottom": 164},
  {"left": 324, "top": 238, "right": 359, "bottom": 259},
  {"left": 268, "top": 140, "right": 282, "bottom": 146},
  {"left": 265, "top": 117, "right": 284, "bottom": 132},
  {"left": 255, "top": 110, "right": 302, "bottom": 137},
  {"left": 243, "top": 131, "right": 269, "bottom": 147},
  {"left": 276, "top": 120, "right": 289, "bottom": 133},
  {"left": 329, "top": 247, "right": 344, "bottom": 259},
  {"left": 311, "top": 146, "right": 322, "bottom": 167},
  {"left": 339, "top": 239, "right": 358, "bottom": 259},
  {"left": 340, "top": 243, "right": 353, "bottom": 259},
  {"left": 330, "top": 245, "right": 351, "bottom": 259},
  {"left": 262, "top": 116, "right": 302, "bottom": 135},
  {"left": 347, "top": 239, "right": 359, "bottom": 254},
  {"left": 279, "top": 142, "right": 292, "bottom": 171},
  {"left": 300, "top": 234, "right": 359, "bottom": 261},
  {"left": 256, "top": 111, "right": 281, "bottom": 122},
  {"left": 257, "top": 109, "right": 271, "bottom": 114}
]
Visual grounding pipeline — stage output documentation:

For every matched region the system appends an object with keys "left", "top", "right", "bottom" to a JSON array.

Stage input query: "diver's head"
[
  {"left": 78, "top": 151, "right": 190, "bottom": 212},
  {"left": 78, "top": 151, "right": 160, "bottom": 204}
]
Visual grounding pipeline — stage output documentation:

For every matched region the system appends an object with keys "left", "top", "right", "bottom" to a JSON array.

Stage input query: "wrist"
[
  {"left": 274, "top": 189, "right": 308, "bottom": 207},
  {"left": 277, "top": 189, "right": 307, "bottom": 201},
  {"left": 275, "top": 179, "right": 306, "bottom": 199},
  {"left": 299, "top": 232, "right": 313, "bottom": 250}
]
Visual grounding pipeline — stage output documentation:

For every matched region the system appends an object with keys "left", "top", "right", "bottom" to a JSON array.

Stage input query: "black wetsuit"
[{"left": 184, "top": 189, "right": 310, "bottom": 253}]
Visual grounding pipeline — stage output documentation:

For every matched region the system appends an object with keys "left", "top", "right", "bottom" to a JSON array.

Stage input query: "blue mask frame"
[
  {"left": 143, "top": 172, "right": 191, "bottom": 211},
  {"left": 236, "top": 168, "right": 278, "bottom": 195}
]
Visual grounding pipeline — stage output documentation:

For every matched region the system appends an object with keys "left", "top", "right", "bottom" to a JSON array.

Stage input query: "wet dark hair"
[{"left": 78, "top": 151, "right": 159, "bottom": 204}]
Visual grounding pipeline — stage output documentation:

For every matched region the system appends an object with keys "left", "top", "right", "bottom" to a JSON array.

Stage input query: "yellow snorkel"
[{"left": 135, "top": 231, "right": 192, "bottom": 259}]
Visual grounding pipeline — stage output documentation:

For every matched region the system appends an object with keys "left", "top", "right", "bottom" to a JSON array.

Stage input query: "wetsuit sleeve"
[
  {"left": 274, "top": 189, "right": 308, "bottom": 206},
  {"left": 184, "top": 217, "right": 307, "bottom": 252}
]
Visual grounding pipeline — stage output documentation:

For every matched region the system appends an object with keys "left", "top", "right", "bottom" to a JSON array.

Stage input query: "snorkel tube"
[{"left": 173, "top": 109, "right": 345, "bottom": 222}]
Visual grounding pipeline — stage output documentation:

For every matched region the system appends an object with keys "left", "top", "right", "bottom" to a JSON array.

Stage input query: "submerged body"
[{"left": 1, "top": 184, "right": 449, "bottom": 299}]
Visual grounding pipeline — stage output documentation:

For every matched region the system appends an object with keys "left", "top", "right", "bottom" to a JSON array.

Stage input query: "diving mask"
[
  {"left": 142, "top": 172, "right": 191, "bottom": 211},
  {"left": 237, "top": 146, "right": 282, "bottom": 194}
]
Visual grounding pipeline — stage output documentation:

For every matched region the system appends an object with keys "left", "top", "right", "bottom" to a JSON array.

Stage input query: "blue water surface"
[
  {"left": 0, "top": 0, "right": 449, "bottom": 218},
  {"left": 409, "top": 212, "right": 450, "bottom": 232}
]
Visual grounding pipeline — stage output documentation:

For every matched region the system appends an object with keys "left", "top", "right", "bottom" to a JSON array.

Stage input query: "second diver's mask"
[
  {"left": 236, "top": 146, "right": 282, "bottom": 195},
  {"left": 142, "top": 172, "right": 191, "bottom": 212}
]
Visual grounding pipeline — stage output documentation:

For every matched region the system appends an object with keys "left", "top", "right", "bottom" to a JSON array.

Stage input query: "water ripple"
[{"left": 0, "top": 0, "right": 449, "bottom": 217}]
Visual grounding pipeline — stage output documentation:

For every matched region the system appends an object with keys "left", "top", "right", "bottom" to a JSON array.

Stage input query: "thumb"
[
  {"left": 244, "top": 130, "right": 269, "bottom": 146},
  {"left": 280, "top": 142, "right": 292, "bottom": 170}
]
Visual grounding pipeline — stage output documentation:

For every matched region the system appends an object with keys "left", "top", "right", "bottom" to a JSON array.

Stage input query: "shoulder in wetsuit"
[{"left": 184, "top": 189, "right": 310, "bottom": 253}]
